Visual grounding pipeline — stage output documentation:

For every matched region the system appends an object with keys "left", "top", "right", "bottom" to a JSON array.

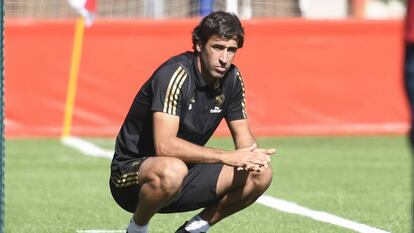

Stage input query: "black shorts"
[{"left": 109, "top": 157, "right": 223, "bottom": 213}]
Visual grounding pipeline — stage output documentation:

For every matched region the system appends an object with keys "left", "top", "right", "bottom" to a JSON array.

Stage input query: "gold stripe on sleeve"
[
  {"left": 172, "top": 73, "right": 188, "bottom": 115},
  {"left": 167, "top": 69, "right": 186, "bottom": 114},
  {"left": 163, "top": 66, "right": 183, "bottom": 113},
  {"left": 237, "top": 71, "right": 247, "bottom": 118}
]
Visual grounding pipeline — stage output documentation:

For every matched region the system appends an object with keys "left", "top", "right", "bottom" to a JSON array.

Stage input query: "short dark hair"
[{"left": 192, "top": 11, "right": 245, "bottom": 52}]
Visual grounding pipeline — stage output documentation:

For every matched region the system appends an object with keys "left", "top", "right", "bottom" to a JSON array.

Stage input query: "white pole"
[
  {"left": 240, "top": 0, "right": 252, "bottom": 19},
  {"left": 226, "top": 0, "right": 238, "bottom": 15},
  {"left": 153, "top": 0, "right": 164, "bottom": 19},
  {"left": 144, "top": 0, "right": 164, "bottom": 18}
]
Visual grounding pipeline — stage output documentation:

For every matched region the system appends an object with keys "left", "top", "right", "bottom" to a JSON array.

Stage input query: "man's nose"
[{"left": 219, "top": 50, "right": 228, "bottom": 64}]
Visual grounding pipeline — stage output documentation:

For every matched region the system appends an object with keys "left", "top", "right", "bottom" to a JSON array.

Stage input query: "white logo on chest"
[{"left": 210, "top": 106, "right": 222, "bottom": 114}]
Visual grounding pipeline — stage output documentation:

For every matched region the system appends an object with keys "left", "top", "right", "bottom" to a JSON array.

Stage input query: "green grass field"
[{"left": 5, "top": 136, "right": 412, "bottom": 233}]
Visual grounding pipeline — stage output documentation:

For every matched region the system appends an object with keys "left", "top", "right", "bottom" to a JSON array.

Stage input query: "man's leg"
[
  {"left": 132, "top": 157, "right": 188, "bottom": 226},
  {"left": 177, "top": 165, "right": 273, "bottom": 232},
  {"left": 199, "top": 165, "right": 273, "bottom": 225}
]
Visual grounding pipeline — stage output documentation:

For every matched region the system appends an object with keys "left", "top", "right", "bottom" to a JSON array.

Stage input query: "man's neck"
[{"left": 196, "top": 55, "right": 215, "bottom": 86}]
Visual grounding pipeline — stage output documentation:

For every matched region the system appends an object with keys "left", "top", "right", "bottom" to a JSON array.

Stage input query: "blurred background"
[
  {"left": 4, "top": 0, "right": 411, "bottom": 138},
  {"left": 4, "top": 0, "right": 408, "bottom": 19}
]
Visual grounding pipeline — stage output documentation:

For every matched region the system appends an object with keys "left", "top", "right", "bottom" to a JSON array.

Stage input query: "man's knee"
[
  {"left": 144, "top": 157, "right": 188, "bottom": 194},
  {"left": 249, "top": 166, "right": 273, "bottom": 192}
]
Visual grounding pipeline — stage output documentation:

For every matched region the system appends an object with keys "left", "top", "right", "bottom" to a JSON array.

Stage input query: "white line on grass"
[
  {"left": 256, "top": 195, "right": 390, "bottom": 233},
  {"left": 62, "top": 136, "right": 113, "bottom": 159},
  {"left": 65, "top": 137, "right": 391, "bottom": 233},
  {"left": 77, "top": 230, "right": 125, "bottom": 233}
]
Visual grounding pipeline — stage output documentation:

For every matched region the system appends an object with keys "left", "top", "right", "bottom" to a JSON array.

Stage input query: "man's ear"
[{"left": 196, "top": 42, "right": 203, "bottom": 53}]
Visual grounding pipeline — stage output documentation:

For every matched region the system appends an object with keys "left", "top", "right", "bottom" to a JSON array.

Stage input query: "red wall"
[{"left": 5, "top": 19, "right": 408, "bottom": 137}]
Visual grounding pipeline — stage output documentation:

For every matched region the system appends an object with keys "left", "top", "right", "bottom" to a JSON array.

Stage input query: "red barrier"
[{"left": 5, "top": 19, "right": 408, "bottom": 137}]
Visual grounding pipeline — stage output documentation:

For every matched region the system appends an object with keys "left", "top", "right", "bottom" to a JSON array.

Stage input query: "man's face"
[{"left": 197, "top": 35, "right": 239, "bottom": 83}]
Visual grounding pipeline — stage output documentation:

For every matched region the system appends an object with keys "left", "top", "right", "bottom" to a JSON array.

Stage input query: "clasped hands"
[{"left": 234, "top": 143, "right": 276, "bottom": 172}]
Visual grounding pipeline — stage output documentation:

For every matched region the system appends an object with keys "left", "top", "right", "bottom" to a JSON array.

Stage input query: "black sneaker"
[{"left": 174, "top": 221, "right": 206, "bottom": 233}]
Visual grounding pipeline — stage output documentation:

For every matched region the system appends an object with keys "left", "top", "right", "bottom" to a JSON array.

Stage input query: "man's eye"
[
  {"left": 228, "top": 48, "right": 237, "bottom": 53},
  {"left": 212, "top": 45, "right": 225, "bottom": 50}
]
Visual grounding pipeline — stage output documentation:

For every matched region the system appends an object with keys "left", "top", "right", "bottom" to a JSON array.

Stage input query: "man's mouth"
[{"left": 216, "top": 66, "right": 226, "bottom": 74}]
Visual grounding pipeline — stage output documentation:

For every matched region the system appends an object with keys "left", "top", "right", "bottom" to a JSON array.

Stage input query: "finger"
[
  {"left": 249, "top": 159, "right": 268, "bottom": 166},
  {"left": 256, "top": 148, "right": 276, "bottom": 155},
  {"left": 253, "top": 154, "right": 271, "bottom": 162},
  {"left": 246, "top": 164, "right": 257, "bottom": 171},
  {"left": 256, "top": 166, "right": 265, "bottom": 172},
  {"left": 265, "top": 148, "right": 276, "bottom": 155},
  {"left": 253, "top": 165, "right": 265, "bottom": 172},
  {"left": 250, "top": 161, "right": 268, "bottom": 170}
]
